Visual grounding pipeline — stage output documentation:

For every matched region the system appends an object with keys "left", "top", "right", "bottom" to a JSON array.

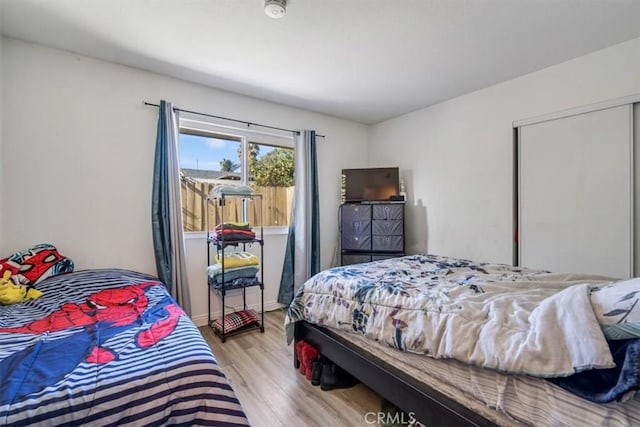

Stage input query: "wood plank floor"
[{"left": 200, "top": 309, "right": 383, "bottom": 427}]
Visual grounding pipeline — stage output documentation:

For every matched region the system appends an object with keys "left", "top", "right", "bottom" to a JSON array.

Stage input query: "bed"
[
  {"left": 286, "top": 254, "right": 640, "bottom": 426},
  {"left": 0, "top": 268, "right": 249, "bottom": 427}
]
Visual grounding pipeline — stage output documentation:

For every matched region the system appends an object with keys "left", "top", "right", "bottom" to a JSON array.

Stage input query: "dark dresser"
[{"left": 340, "top": 202, "right": 405, "bottom": 266}]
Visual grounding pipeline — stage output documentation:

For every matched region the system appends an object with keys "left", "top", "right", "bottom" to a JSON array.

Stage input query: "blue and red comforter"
[{"left": 0, "top": 269, "right": 249, "bottom": 426}]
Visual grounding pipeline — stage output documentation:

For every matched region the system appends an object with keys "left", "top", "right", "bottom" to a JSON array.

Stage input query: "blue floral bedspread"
[{"left": 286, "top": 254, "right": 618, "bottom": 378}]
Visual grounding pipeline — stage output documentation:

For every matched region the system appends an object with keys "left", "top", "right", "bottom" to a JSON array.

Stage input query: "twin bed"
[
  {"left": 0, "top": 268, "right": 248, "bottom": 426},
  {"left": 287, "top": 254, "right": 640, "bottom": 426}
]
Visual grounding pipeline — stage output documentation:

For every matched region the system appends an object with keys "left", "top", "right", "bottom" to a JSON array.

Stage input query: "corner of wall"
[{"left": 364, "top": 122, "right": 374, "bottom": 165}]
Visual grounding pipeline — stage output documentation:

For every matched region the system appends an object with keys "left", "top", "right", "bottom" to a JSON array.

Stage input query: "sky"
[{"left": 179, "top": 133, "right": 274, "bottom": 171}]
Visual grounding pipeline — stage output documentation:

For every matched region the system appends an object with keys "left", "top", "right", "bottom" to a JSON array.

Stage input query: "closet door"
[{"left": 518, "top": 104, "right": 633, "bottom": 278}]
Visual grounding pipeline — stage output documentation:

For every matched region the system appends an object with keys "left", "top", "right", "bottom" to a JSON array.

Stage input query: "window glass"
[
  {"left": 248, "top": 142, "right": 294, "bottom": 227},
  {"left": 179, "top": 131, "right": 294, "bottom": 231}
]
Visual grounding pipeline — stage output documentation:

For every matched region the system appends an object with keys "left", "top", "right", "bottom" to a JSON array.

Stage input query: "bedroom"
[{"left": 1, "top": 0, "right": 640, "bottom": 426}]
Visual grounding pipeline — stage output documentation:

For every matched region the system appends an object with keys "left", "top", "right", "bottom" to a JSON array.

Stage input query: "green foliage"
[
  {"left": 248, "top": 143, "right": 260, "bottom": 174},
  {"left": 253, "top": 147, "right": 294, "bottom": 187},
  {"left": 237, "top": 143, "right": 260, "bottom": 173},
  {"left": 219, "top": 158, "right": 240, "bottom": 172}
]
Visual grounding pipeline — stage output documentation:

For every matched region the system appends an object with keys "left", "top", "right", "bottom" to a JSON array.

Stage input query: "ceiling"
[{"left": 1, "top": 0, "right": 639, "bottom": 124}]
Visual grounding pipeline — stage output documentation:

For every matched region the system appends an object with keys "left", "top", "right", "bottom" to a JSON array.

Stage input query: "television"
[{"left": 341, "top": 167, "right": 400, "bottom": 203}]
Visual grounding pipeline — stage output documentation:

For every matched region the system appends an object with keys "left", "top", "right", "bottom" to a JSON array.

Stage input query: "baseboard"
[{"left": 191, "top": 300, "right": 286, "bottom": 327}]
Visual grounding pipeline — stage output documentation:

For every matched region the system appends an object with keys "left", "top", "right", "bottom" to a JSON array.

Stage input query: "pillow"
[
  {"left": 0, "top": 243, "right": 74, "bottom": 286},
  {"left": 590, "top": 278, "right": 640, "bottom": 340},
  {"left": 211, "top": 309, "right": 259, "bottom": 333}
]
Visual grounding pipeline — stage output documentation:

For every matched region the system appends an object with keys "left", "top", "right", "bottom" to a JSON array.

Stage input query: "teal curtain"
[
  {"left": 152, "top": 100, "right": 192, "bottom": 315},
  {"left": 278, "top": 130, "right": 320, "bottom": 305}
]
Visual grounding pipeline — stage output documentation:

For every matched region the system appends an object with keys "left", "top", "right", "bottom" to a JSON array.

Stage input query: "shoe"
[
  {"left": 301, "top": 343, "right": 319, "bottom": 380},
  {"left": 311, "top": 360, "right": 323, "bottom": 386},
  {"left": 320, "top": 362, "right": 358, "bottom": 391},
  {"left": 296, "top": 341, "right": 306, "bottom": 373}
]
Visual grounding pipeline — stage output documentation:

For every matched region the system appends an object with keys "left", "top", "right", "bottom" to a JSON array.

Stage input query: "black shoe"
[
  {"left": 311, "top": 360, "right": 323, "bottom": 386},
  {"left": 320, "top": 362, "right": 358, "bottom": 391}
]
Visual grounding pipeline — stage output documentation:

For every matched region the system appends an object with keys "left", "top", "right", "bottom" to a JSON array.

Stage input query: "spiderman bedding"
[{"left": 0, "top": 269, "right": 249, "bottom": 426}]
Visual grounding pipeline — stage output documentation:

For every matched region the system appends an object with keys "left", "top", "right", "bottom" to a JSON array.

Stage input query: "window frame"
[{"left": 178, "top": 117, "right": 295, "bottom": 236}]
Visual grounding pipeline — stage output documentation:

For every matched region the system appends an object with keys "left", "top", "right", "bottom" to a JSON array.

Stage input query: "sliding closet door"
[{"left": 518, "top": 104, "right": 633, "bottom": 279}]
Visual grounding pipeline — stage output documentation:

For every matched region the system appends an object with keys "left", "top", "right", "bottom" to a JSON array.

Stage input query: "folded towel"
[
  {"left": 211, "top": 234, "right": 256, "bottom": 249},
  {"left": 215, "top": 252, "right": 259, "bottom": 268},
  {"left": 213, "top": 229, "right": 257, "bottom": 244},
  {"left": 210, "top": 276, "right": 261, "bottom": 290},
  {"left": 215, "top": 221, "right": 251, "bottom": 231},
  {"left": 207, "top": 265, "right": 260, "bottom": 284}
]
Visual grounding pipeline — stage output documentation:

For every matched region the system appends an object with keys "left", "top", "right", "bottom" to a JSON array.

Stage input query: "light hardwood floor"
[{"left": 200, "top": 309, "right": 383, "bottom": 427}]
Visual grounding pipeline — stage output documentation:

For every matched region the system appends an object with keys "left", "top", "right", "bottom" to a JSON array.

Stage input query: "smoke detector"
[{"left": 264, "top": 0, "right": 287, "bottom": 19}]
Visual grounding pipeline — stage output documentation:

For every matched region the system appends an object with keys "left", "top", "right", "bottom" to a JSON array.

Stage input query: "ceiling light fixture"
[{"left": 264, "top": 0, "right": 287, "bottom": 19}]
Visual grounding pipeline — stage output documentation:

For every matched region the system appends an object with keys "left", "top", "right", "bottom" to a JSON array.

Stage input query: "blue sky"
[{"left": 179, "top": 133, "right": 274, "bottom": 171}]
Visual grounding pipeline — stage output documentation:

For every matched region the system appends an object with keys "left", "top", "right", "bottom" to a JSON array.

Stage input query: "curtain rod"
[{"left": 143, "top": 101, "right": 325, "bottom": 138}]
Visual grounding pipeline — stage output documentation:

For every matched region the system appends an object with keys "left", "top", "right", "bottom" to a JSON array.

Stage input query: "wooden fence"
[{"left": 181, "top": 179, "right": 294, "bottom": 231}]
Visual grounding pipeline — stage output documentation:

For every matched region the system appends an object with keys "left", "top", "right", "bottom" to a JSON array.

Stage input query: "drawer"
[
  {"left": 341, "top": 204, "right": 371, "bottom": 222},
  {"left": 342, "top": 220, "right": 371, "bottom": 236},
  {"left": 372, "top": 220, "right": 403, "bottom": 236},
  {"left": 341, "top": 233, "right": 372, "bottom": 251},
  {"left": 372, "top": 254, "right": 401, "bottom": 262},
  {"left": 342, "top": 254, "right": 372, "bottom": 266},
  {"left": 372, "top": 204, "right": 403, "bottom": 220},
  {"left": 372, "top": 235, "right": 403, "bottom": 252}
]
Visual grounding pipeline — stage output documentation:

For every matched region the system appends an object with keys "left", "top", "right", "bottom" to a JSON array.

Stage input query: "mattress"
[
  {"left": 0, "top": 269, "right": 249, "bottom": 426},
  {"left": 330, "top": 327, "right": 640, "bottom": 426}
]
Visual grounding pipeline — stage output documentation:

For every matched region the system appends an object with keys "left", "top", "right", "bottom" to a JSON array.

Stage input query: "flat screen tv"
[{"left": 342, "top": 167, "right": 399, "bottom": 203}]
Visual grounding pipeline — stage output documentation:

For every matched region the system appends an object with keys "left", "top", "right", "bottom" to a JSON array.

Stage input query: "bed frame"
[{"left": 294, "top": 321, "right": 497, "bottom": 427}]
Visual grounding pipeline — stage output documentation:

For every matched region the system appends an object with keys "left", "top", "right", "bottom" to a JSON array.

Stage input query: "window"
[{"left": 178, "top": 126, "right": 294, "bottom": 232}]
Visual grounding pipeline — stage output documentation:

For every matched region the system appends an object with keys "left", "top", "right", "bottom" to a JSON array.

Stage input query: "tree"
[
  {"left": 253, "top": 148, "right": 294, "bottom": 187},
  {"left": 248, "top": 143, "right": 260, "bottom": 174},
  {"left": 237, "top": 143, "right": 260, "bottom": 174},
  {"left": 219, "top": 158, "right": 239, "bottom": 172}
]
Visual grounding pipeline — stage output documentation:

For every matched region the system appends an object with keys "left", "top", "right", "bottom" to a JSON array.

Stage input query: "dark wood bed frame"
[{"left": 294, "top": 321, "right": 497, "bottom": 427}]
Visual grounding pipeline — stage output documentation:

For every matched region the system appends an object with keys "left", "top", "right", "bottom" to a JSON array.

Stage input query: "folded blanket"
[
  {"left": 207, "top": 265, "right": 259, "bottom": 285},
  {"left": 215, "top": 222, "right": 251, "bottom": 232},
  {"left": 213, "top": 231, "right": 257, "bottom": 244},
  {"left": 215, "top": 252, "right": 259, "bottom": 269},
  {"left": 210, "top": 277, "right": 261, "bottom": 290},
  {"left": 217, "top": 229, "right": 255, "bottom": 237}
]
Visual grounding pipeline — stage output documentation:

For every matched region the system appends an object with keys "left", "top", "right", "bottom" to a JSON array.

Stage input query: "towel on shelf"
[
  {"left": 215, "top": 221, "right": 252, "bottom": 232},
  {"left": 215, "top": 252, "right": 259, "bottom": 269},
  {"left": 214, "top": 228, "right": 256, "bottom": 242},
  {"left": 217, "top": 228, "right": 256, "bottom": 237},
  {"left": 209, "top": 276, "right": 261, "bottom": 290},
  {"left": 207, "top": 265, "right": 260, "bottom": 285}
]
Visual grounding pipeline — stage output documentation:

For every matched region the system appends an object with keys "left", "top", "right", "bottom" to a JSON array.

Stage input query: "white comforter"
[{"left": 285, "top": 254, "right": 617, "bottom": 377}]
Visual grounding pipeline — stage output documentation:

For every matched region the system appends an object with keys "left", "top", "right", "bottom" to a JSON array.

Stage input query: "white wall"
[
  {"left": 369, "top": 37, "right": 640, "bottom": 265},
  {"left": 0, "top": 14, "right": 3, "bottom": 245},
  {"left": 1, "top": 37, "right": 368, "bottom": 324}
]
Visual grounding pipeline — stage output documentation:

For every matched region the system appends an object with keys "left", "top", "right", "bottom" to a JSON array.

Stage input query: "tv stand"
[{"left": 340, "top": 202, "right": 405, "bottom": 266}]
